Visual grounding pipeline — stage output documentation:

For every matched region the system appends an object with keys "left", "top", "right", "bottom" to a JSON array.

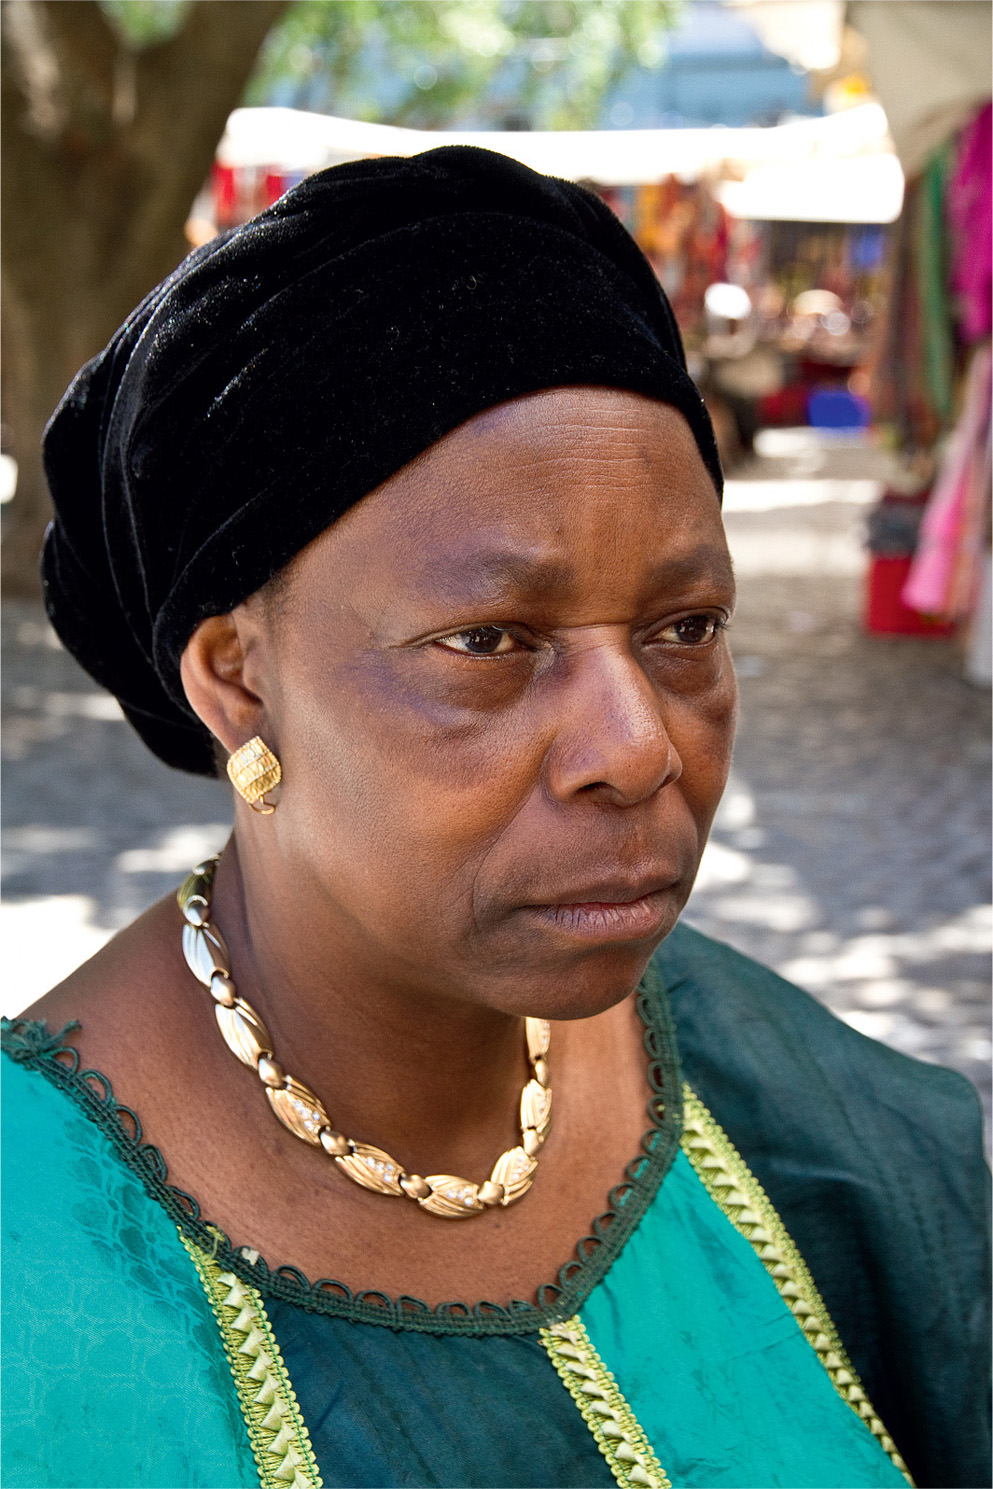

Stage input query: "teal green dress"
[{"left": 2, "top": 924, "right": 988, "bottom": 1489}]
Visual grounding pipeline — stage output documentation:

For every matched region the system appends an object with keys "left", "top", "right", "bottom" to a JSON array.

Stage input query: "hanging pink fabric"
[
  {"left": 947, "top": 102, "right": 991, "bottom": 344},
  {"left": 902, "top": 344, "right": 992, "bottom": 619}
]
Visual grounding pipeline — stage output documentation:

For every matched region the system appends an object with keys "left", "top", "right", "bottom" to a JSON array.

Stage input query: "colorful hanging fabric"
[
  {"left": 913, "top": 144, "right": 956, "bottom": 429},
  {"left": 947, "top": 102, "right": 992, "bottom": 345},
  {"left": 903, "top": 343, "right": 992, "bottom": 619}
]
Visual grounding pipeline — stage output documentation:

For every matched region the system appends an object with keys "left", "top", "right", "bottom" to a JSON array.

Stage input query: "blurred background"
[{"left": 2, "top": 0, "right": 990, "bottom": 1121}]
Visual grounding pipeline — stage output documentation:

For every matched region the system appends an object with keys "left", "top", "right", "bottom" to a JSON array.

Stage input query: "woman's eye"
[
  {"left": 435, "top": 626, "right": 518, "bottom": 656},
  {"left": 659, "top": 615, "right": 723, "bottom": 645}
]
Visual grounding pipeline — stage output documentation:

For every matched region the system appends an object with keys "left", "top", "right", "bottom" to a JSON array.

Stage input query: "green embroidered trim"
[
  {"left": 680, "top": 1085, "right": 914, "bottom": 1487},
  {"left": 541, "top": 1317, "right": 671, "bottom": 1489},
  {"left": 180, "top": 1231, "right": 323, "bottom": 1489},
  {"left": 0, "top": 969, "right": 681, "bottom": 1337}
]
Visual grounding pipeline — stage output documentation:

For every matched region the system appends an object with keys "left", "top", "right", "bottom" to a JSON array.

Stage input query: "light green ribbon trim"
[
  {"left": 180, "top": 1231, "right": 323, "bottom": 1489},
  {"left": 541, "top": 1315, "right": 672, "bottom": 1489},
  {"left": 680, "top": 1084, "right": 913, "bottom": 1486}
]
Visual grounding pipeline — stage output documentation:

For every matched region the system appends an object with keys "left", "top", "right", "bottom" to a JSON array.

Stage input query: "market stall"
[{"left": 193, "top": 104, "right": 902, "bottom": 453}]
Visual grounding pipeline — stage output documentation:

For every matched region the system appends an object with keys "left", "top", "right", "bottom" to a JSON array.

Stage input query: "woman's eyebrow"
[
  {"left": 428, "top": 551, "right": 573, "bottom": 602},
  {"left": 644, "top": 545, "right": 737, "bottom": 594},
  {"left": 420, "top": 542, "right": 735, "bottom": 604}
]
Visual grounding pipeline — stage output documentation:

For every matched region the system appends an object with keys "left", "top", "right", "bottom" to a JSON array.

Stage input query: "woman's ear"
[{"left": 180, "top": 612, "right": 271, "bottom": 755}]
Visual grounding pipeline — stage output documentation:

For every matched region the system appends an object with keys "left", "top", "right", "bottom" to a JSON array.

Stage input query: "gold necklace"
[{"left": 178, "top": 858, "right": 552, "bottom": 1219}]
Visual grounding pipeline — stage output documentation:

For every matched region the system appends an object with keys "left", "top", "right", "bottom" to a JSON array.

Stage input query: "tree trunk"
[{"left": 1, "top": 0, "right": 289, "bottom": 596}]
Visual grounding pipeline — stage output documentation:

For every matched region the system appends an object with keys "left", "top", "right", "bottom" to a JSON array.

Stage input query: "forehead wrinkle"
[
  {"left": 406, "top": 535, "right": 734, "bottom": 610},
  {"left": 416, "top": 547, "right": 575, "bottom": 605}
]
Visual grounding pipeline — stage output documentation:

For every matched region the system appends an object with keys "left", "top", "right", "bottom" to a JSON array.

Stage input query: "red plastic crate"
[{"left": 863, "top": 555, "right": 957, "bottom": 637}]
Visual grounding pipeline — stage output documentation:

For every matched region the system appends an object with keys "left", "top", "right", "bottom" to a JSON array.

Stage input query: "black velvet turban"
[{"left": 42, "top": 144, "right": 722, "bottom": 775}]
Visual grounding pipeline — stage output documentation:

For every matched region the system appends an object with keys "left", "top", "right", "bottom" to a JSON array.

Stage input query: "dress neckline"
[{"left": 1, "top": 956, "right": 682, "bottom": 1336}]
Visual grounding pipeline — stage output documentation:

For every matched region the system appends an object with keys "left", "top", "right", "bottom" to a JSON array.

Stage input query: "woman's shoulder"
[
  {"left": 654, "top": 917, "right": 988, "bottom": 1243},
  {"left": 1, "top": 1022, "right": 255, "bottom": 1487},
  {"left": 656, "top": 918, "right": 984, "bottom": 1140},
  {"left": 1, "top": 1021, "right": 123, "bottom": 1200},
  {"left": 1, "top": 1015, "right": 196, "bottom": 1292},
  {"left": 655, "top": 919, "right": 991, "bottom": 1489}
]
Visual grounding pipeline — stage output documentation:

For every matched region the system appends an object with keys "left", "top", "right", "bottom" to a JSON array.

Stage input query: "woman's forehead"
[
  {"left": 428, "top": 385, "right": 711, "bottom": 456},
  {"left": 296, "top": 389, "right": 731, "bottom": 608},
  {"left": 348, "top": 391, "right": 720, "bottom": 535}
]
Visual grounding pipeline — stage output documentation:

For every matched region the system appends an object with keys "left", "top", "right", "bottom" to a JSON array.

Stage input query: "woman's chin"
[{"left": 467, "top": 920, "right": 677, "bottom": 1022}]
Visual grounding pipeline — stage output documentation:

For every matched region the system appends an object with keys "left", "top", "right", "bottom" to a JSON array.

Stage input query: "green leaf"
[
  {"left": 245, "top": 0, "right": 681, "bottom": 131},
  {"left": 99, "top": 0, "right": 193, "bottom": 49}
]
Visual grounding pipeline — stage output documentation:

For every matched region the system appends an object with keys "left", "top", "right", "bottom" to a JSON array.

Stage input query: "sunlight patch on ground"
[
  {"left": 115, "top": 824, "right": 230, "bottom": 874},
  {"left": 780, "top": 907, "right": 993, "bottom": 989},
  {"left": 9, "top": 686, "right": 124, "bottom": 721},
  {"left": 3, "top": 823, "right": 232, "bottom": 1013},
  {"left": 2, "top": 895, "right": 112, "bottom": 1015},
  {"left": 722, "top": 478, "right": 881, "bottom": 512}
]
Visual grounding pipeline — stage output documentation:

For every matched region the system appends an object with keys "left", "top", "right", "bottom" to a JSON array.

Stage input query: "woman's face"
[{"left": 243, "top": 387, "right": 737, "bottom": 1019}]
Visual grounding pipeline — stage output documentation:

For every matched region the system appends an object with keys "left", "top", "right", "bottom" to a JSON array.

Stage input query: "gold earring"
[{"left": 227, "top": 736, "right": 281, "bottom": 814}]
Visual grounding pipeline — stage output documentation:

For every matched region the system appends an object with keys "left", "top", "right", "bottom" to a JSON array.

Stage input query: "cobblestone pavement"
[{"left": 3, "top": 435, "right": 990, "bottom": 1122}]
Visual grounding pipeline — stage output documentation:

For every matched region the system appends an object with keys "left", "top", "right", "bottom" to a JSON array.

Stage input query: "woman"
[{"left": 2, "top": 147, "right": 988, "bottom": 1489}]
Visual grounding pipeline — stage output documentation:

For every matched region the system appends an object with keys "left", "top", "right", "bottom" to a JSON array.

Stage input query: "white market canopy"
[{"left": 217, "top": 103, "right": 904, "bottom": 224}]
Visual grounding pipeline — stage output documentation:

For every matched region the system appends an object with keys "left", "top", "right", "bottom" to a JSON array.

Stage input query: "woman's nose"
[{"left": 543, "top": 636, "right": 682, "bottom": 806}]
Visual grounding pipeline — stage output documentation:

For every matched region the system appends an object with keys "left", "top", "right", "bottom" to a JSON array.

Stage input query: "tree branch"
[
  {"left": 133, "top": 0, "right": 289, "bottom": 160},
  {"left": 38, "top": 0, "right": 118, "bottom": 104}
]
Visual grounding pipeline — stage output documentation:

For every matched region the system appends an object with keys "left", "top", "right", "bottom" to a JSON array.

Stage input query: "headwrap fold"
[{"left": 42, "top": 145, "right": 722, "bottom": 774}]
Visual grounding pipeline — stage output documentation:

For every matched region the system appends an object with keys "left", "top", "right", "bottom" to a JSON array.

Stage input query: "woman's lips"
[{"left": 520, "top": 885, "right": 676, "bottom": 942}]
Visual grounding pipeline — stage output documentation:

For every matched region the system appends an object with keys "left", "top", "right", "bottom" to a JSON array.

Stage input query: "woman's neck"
[
  {"left": 210, "top": 840, "right": 531, "bottom": 1178},
  {"left": 23, "top": 860, "right": 652, "bottom": 1308}
]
